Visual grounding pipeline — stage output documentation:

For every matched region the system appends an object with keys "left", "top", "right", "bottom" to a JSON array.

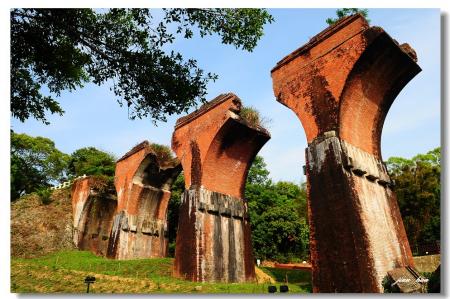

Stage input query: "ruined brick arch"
[
  {"left": 71, "top": 177, "right": 117, "bottom": 257},
  {"left": 171, "top": 93, "right": 270, "bottom": 199},
  {"left": 132, "top": 154, "right": 161, "bottom": 186},
  {"left": 71, "top": 141, "right": 182, "bottom": 260},
  {"left": 202, "top": 117, "right": 264, "bottom": 199},
  {"left": 108, "top": 141, "right": 182, "bottom": 259},
  {"left": 339, "top": 31, "right": 421, "bottom": 159},
  {"left": 132, "top": 153, "right": 181, "bottom": 191}
]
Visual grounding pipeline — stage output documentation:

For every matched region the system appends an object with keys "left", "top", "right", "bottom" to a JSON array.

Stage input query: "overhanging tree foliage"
[{"left": 11, "top": 8, "right": 274, "bottom": 124}]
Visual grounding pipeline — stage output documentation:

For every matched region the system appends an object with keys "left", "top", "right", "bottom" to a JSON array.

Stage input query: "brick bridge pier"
[
  {"left": 172, "top": 93, "right": 270, "bottom": 282},
  {"left": 71, "top": 141, "right": 181, "bottom": 260},
  {"left": 108, "top": 141, "right": 181, "bottom": 259},
  {"left": 271, "top": 14, "right": 421, "bottom": 292}
]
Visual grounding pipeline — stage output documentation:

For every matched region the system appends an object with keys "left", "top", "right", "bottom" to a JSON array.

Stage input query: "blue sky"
[{"left": 9, "top": 8, "right": 440, "bottom": 184}]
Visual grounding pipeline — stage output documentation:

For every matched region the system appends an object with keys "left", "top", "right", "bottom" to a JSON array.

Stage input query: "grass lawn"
[
  {"left": 261, "top": 267, "right": 312, "bottom": 292},
  {"left": 11, "top": 250, "right": 312, "bottom": 294}
]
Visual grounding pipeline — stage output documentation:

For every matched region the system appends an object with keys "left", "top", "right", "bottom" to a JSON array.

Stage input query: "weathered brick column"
[
  {"left": 271, "top": 14, "right": 421, "bottom": 292},
  {"left": 107, "top": 141, "right": 181, "bottom": 259},
  {"left": 71, "top": 177, "right": 117, "bottom": 256},
  {"left": 172, "top": 93, "right": 270, "bottom": 282}
]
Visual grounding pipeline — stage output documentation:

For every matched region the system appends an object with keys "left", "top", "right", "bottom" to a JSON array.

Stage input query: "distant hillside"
[{"left": 11, "top": 189, "right": 75, "bottom": 258}]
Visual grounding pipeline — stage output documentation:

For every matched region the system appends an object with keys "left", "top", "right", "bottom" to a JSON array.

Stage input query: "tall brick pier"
[
  {"left": 271, "top": 14, "right": 421, "bottom": 292},
  {"left": 172, "top": 93, "right": 270, "bottom": 282},
  {"left": 108, "top": 141, "right": 181, "bottom": 259}
]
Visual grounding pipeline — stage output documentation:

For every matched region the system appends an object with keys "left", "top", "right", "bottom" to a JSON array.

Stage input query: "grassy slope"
[{"left": 11, "top": 251, "right": 312, "bottom": 294}]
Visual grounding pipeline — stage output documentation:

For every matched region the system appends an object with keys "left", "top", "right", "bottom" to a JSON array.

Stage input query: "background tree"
[
  {"left": 245, "top": 156, "right": 309, "bottom": 262},
  {"left": 11, "top": 8, "right": 274, "bottom": 124},
  {"left": 251, "top": 205, "right": 309, "bottom": 262},
  {"left": 386, "top": 147, "right": 440, "bottom": 254},
  {"left": 68, "top": 147, "right": 116, "bottom": 178},
  {"left": 326, "top": 8, "right": 369, "bottom": 25},
  {"left": 10, "top": 130, "right": 69, "bottom": 200},
  {"left": 246, "top": 155, "right": 271, "bottom": 186},
  {"left": 167, "top": 172, "right": 185, "bottom": 257}
]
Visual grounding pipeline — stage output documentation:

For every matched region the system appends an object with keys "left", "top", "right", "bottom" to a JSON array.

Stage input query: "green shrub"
[
  {"left": 382, "top": 275, "right": 394, "bottom": 293},
  {"left": 427, "top": 266, "right": 440, "bottom": 293},
  {"left": 275, "top": 254, "right": 289, "bottom": 264},
  {"left": 36, "top": 188, "right": 53, "bottom": 205},
  {"left": 168, "top": 242, "right": 176, "bottom": 257}
]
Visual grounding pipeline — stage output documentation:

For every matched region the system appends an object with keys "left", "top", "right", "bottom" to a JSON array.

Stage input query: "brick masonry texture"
[
  {"left": 271, "top": 14, "right": 420, "bottom": 292},
  {"left": 71, "top": 177, "right": 117, "bottom": 256},
  {"left": 172, "top": 93, "right": 270, "bottom": 282},
  {"left": 71, "top": 141, "right": 181, "bottom": 260}
]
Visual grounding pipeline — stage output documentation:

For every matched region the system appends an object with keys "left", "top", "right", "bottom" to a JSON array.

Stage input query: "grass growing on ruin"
[
  {"left": 239, "top": 106, "right": 270, "bottom": 130},
  {"left": 11, "top": 250, "right": 312, "bottom": 294},
  {"left": 148, "top": 143, "right": 178, "bottom": 167}
]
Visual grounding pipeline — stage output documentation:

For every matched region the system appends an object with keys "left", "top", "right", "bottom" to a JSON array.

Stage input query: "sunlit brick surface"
[{"left": 271, "top": 14, "right": 420, "bottom": 292}]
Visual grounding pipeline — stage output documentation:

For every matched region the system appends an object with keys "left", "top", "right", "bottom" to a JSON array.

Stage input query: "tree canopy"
[
  {"left": 245, "top": 175, "right": 309, "bottom": 262},
  {"left": 10, "top": 131, "right": 118, "bottom": 201},
  {"left": 68, "top": 147, "right": 116, "bottom": 178},
  {"left": 247, "top": 181, "right": 309, "bottom": 262},
  {"left": 11, "top": 8, "right": 274, "bottom": 124},
  {"left": 167, "top": 172, "right": 185, "bottom": 256},
  {"left": 246, "top": 155, "right": 270, "bottom": 186},
  {"left": 245, "top": 157, "right": 309, "bottom": 262},
  {"left": 386, "top": 147, "right": 440, "bottom": 254},
  {"left": 10, "top": 130, "right": 69, "bottom": 200}
]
